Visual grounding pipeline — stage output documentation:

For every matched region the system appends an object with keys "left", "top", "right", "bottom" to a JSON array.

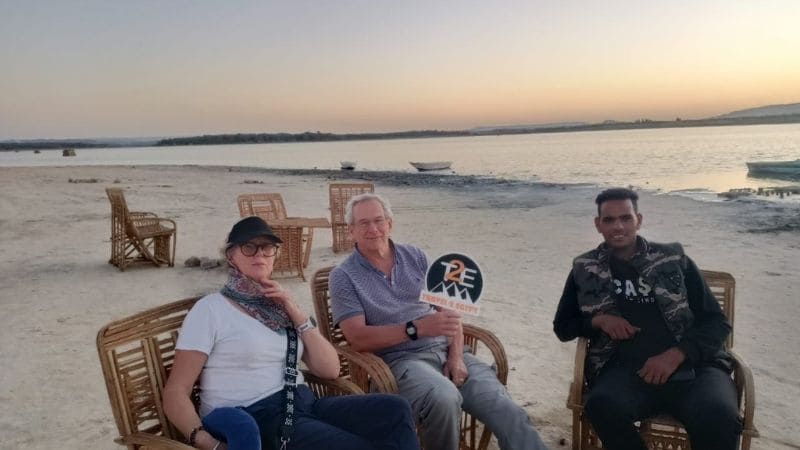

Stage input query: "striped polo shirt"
[{"left": 329, "top": 241, "right": 447, "bottom": 359}]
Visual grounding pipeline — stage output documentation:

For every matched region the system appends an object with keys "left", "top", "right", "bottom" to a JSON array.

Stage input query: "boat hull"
[
  {"left": 746, "top": 159, "right": 800, "bottom": 175},
  {"left": 409, "top": 161, "right": 452, "bottom": 171}
]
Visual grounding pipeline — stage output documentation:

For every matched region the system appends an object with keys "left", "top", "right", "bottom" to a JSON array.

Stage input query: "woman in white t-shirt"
[{"left": 163, "top": 216, "right": 419, "bottom": 450}]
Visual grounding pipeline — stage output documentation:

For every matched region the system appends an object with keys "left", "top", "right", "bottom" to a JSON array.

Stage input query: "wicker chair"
[
  {"left": 311, "top": 266, "right": 508, "bottom": 450},
  {"left": 270, "top": 224, "right": 308, "bottom": 281},
  {"left": 97, "top": 297, "right": 364, "bottom": 450},
  {"left": 237, "top": 193, "right": 315, "bottom": 270},
  {"left": 566, "top": 270, "right": 758, "bottom": 450},
  {"left": 237, "top": 193, "right": 288, "bottom": 220},
  {"left": 329, "top": 183, "right": 374, "bottom": 253},
  {"left": 106, "top": 188, "right": 177, "bottom": 271}
]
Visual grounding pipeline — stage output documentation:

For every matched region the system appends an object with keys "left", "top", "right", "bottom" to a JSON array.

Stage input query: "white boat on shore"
[
  {"left": 746, "top": 159, "right": 800, "bottom": 176},
  {"left": 409, "top": 161, "right": 452, "bottom": 171},
  {"left": 340, "top": 161, "right": 357, "bottom": 170}
]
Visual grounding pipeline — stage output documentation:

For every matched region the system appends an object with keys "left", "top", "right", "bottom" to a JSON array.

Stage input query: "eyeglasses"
[{"left": 239, "top": 242, "right": 280, "bottom": 257}]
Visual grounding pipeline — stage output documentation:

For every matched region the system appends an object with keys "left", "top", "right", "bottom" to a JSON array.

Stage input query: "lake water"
[{"left": 3, "top": 124, "right": 799, "bottom": 200}]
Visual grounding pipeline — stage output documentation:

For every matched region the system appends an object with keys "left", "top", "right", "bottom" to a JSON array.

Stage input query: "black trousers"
[{"left": 584, "top": 364, "right": 742, "bottom": 450}]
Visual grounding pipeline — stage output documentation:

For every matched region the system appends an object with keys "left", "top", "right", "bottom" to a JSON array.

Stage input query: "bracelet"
[
  {"left": 212, "top": 440, "right": 221, "bottom": 450},
  {"left": 187, "top": 425, "right": 204, "bottom": 447}
]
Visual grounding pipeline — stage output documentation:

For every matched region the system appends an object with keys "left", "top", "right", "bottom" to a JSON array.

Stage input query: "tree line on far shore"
[
  {"left": 155, "top": 130, "right": 467, "bottom": 146},
  {"left": 2, "top": 113, "right": 799, "bottom": 151},
  {"left": 154, "top": 113, "right": 800, "bottom": 146},
  {"left": 0, "top": 141, "right": 109, "bottom": 151}
]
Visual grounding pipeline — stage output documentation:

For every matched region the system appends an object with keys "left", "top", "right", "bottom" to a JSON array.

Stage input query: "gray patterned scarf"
[{"left": 220, "top": 266, "right": 291, "bottom": 333}]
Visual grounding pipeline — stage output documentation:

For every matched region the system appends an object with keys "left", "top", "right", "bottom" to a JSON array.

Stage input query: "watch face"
[
  {"left": 406, "top": 324, "right": 416, "bottom": 335},
  {"left": 309, "top": 316, "right": 317, "bottom": 327}
]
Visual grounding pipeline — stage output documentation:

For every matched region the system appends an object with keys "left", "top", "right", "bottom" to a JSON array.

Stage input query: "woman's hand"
[
  {"left": 195, "top": 430, "right": 224, "bottom": 450},
  {"left": 260, "top": 279, "right": 307, "bottom": 326}
]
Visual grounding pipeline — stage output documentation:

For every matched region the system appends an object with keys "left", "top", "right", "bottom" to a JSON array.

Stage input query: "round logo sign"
[{"left": 425, "top": 252, "right": 484, "bottom": 304}]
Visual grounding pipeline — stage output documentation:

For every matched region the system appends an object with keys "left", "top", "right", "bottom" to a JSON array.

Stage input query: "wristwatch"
[
  {"left": 296, "top": 316, "right": 317, "bottom": 334},
  {"left": 405, "top": 321, "right": 418, "bottom": 341}
]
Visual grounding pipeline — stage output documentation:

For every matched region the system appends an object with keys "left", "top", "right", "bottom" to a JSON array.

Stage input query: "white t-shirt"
[{"left": 176, "top": 293, "right": 304, "bottom": 417}]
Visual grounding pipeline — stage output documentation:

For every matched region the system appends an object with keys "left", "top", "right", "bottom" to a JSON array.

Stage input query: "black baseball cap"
[{"left": 226, "top": 216, "right": 283, "bottom": 245}]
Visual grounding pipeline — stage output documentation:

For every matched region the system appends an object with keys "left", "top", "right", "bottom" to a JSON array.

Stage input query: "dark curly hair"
[{"left": 595, "top": 187, "right": 639, "bottom": 216}]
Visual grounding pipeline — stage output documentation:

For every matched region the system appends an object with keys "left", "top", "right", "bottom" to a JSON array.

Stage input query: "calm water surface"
[{"left": 3, "top": 124, "right": 799, "bottom": 199}]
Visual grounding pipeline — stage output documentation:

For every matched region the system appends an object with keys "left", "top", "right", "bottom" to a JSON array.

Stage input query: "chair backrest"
[
  {"left": 97, "top": 297, "right": 200, "bottom": 443},
  {"left": 699, "top": 269, "right": 735, "bottom": 349},
  {"left": 106, "top": 187, "right": 133, "bottom": 237},
  {"left": 310, "top": 266, "right": 354, "bottom": 375},
  {"left": 237, "top": 193, "right": 288, "bottom": 220},
  {"left": 311, "top": 266, "right": 347, "bottom": 346},
  {"left": 329, "top": 183, "right": 374, "bottom": 252},
  {"left": 270, "top": 225, "right": 304, "bottom": 277},
  {"left": 329, "top": 183, "right": 375, "bottom": 226}
]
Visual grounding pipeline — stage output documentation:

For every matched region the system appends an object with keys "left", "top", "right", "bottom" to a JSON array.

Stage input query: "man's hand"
[
  {"left": 637, "top": 347, "right": 686, "bottom": 385},
  {"left": 415, "top": 309, "right": 462, "bottom": 338},
  {"left": 592, "top": 314, "right": 640, "bottom": 340},
  {"left": 443, "top": 355, "right": 469, "bottom": 387}
]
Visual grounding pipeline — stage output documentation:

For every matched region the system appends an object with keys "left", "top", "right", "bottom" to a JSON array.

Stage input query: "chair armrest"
[
  {"left": 567, "top": 337, "right": 588, "bottom": 411},
  {"left": 118, "top": 432, "right": 194, "bottom": 449},
  {"left": 132, "top": 216, "right": 177, "bottom": 233},
  {"left": 335, "top": 345, "right": 398, "bottom": 393},
  {"left": 729, "top": 349, "right": 759, "bottom": 437},
  {"left": 304, "top": 371, "right": 365, "bottom": 396},
  {"left": 158, "top": 218, "right": 177, "bottom": 231},
  {"left": 130, "top": 211, "right": 158, "bottom": 218},
  {"left": 462, "top": 323, "right": 509, "bottom": 384}
]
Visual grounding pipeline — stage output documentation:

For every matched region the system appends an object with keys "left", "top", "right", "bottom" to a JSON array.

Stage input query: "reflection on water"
[{"left": 2, "top": 124, "right": 799, "bottom": 200}]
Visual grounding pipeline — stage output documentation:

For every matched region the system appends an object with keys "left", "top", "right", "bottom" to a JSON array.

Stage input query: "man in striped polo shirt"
[{"left": 329, "top": 193, "right": 548, "bottom": 450}]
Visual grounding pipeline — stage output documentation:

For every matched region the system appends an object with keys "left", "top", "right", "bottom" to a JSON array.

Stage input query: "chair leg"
[
  {"left": 572, "top": 411, "right": 582, "bottom": 450},
  {"left": 740, "top": 433, "right": 751, "bottom": 450},
  {"left": 476, "top": 424, "right": 492, "bottom": 450},
  {"left": 302, "top": 228, "right": 314, "bottom": 268}
]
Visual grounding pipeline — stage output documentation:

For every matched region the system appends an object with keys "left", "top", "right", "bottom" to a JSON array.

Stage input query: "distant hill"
[{"left": 716, "top": 102, "right": 800, "bottom": 119}]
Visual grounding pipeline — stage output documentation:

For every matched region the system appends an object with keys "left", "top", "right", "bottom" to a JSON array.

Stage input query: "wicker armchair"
[
  {"left": 328, "top": 183, "right": 374, "bottom": 253},
  {"left": 237, "top": 193, "right": 288, "bottom": 220},
  {"left": 236, "top": 193, "right": 314, "bottom": 268},
  {"left": 97, "top": 297, "right": 364, "bottom": 450},
  {"left": 311, "top": 266, "right": 508, "bottom": 450},
  {"left": 566, "top": 270, "right": 758, "bottom": 450},
  {"left": 237, "top": 193, "right": 315, "bottom": 271},
  {"left": 106, "top": 188, "right": 176, "bottom": 271}
]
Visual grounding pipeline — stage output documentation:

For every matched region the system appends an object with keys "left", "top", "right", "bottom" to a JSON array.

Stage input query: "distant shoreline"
[{"left": 2, "top": 114, "right": 800, "bottom": 151}]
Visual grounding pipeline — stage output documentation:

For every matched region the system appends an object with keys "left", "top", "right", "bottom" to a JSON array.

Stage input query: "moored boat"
[
  {"left": 746, "top": 159, "right": 800, "bottom": 176},
  {"left": 340, "top": 161, "right": 357, "bottom": 170},
  {"left": 409, "top": 161, "right": 452, "bottom": 171}
]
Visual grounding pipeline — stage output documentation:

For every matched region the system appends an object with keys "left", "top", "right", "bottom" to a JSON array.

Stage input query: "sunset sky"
[{"left": 1, "top": 0, "right": 799, "bottom": 139}]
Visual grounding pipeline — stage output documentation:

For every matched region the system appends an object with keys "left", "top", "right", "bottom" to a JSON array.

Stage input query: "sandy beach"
[{"left": 0, "top": 164, "right": 798, "bottom": 450}]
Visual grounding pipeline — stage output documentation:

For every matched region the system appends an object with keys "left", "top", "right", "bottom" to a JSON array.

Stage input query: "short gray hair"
[{"left": 345, "top": 193, "right": 394, "bottom": 225}]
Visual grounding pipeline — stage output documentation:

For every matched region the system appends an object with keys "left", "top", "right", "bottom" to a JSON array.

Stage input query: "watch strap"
[
  {"left": 405, "top": 320, "right": 418, "bottom": 340},
  {"left": 296, "top": 316, "right": 317, "bottom": 334}
]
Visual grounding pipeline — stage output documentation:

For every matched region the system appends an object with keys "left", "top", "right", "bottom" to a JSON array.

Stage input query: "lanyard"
[{"left": 280, "top": 326, "right": 299, "bottom": 450}]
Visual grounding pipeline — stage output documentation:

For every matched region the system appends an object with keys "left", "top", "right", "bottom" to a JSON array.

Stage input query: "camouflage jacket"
[{"left": 573, "top": 236, "right": 694, "bottom": 379}]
